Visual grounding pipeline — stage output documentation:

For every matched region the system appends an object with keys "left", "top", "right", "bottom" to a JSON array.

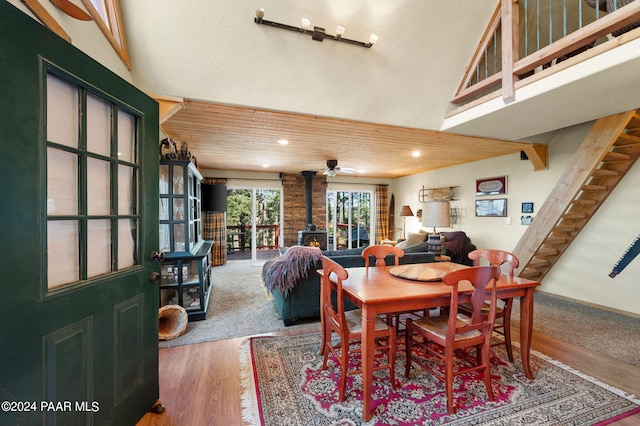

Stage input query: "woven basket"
[{"left": 158, "top": 305, "right": 188, "bottom": 340}]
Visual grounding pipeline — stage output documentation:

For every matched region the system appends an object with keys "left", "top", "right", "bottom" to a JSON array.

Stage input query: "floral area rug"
[{"left": 240, "top": 332, "right": 640, "bottom": 425}]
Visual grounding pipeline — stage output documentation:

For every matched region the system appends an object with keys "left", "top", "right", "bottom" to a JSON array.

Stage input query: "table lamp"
[{"left": 422, "top": 201, "right": 451, "bottom": 255}]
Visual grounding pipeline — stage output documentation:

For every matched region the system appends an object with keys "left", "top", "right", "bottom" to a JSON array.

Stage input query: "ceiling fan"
[{"left": 323, "top": 159, "right": 355, "bottom": 177}]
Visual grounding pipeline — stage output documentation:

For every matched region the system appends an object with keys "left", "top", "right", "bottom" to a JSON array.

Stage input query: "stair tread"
[
  {"left": 603, "top": 151, "right": 631, "bottom": 161},
  {"left": 562, "top": 213, "right": 587, "bottom": 219},
  {"left": 529, "top": 259, "right": 550, "bottom": 266},
  {"left": 592, "top": 169, "right": 619, "bottom": 177},
  {"left": 582, "top": 184, "right": 608, "bottom": 191},
  {"left": 572, "top": 199, "right": 597, "bottom": 205},
  {"left": 616, "top": 133, "right": 640, "bottom": 145}
]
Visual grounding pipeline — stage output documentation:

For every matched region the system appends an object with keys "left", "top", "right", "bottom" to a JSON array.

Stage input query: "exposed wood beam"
[
  {"left": 523, "top": 143, "right": 549, "bottom": 171},
  {"left": 20, "top": 0, "right": 71, "bottom": 42},
  {"left": 150, "top": 94, "right": 185, "bottom": 124}
]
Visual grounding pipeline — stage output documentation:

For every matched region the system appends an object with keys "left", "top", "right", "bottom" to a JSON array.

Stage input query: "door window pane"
[
  {"left": 86, "top": 94, "right": 111, "bottom": 156},
  {"left": 87, "top": 157, "right": 111, "bottom": 215},
  {"left": 117, "top": 110, "right": 135, "bottom": 163},
  {"left": 47, "top": 148, "right": 78, "bottom": 215},
  {"left": 46, "top": 74, "right": 78, "bottom": 148},
  {"left": 48, "top": 221, "right": 80, "bottom": 288},
  {"left": 87, "top": 219, "right": 111, "bottom": 276},
  {"left": 118, "top": 164, "right": 135, "bottom": 215},
  {"left": 118, "top": 219, "right": 137, "bottom": 268}
]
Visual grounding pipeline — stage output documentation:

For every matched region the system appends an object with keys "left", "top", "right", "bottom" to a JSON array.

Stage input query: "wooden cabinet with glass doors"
[
  {"left": 159, "top": 159, "right": 212, "bottom": 321},
  {"left": 159, "top": 242, "right": 212, "bottom": 321}
]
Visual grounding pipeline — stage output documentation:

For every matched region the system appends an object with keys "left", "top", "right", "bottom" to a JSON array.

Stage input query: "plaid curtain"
[
  {"left": 375, "top": 185, "right": 389, "bottom": 244},
  {"left": 202, "top": 177, "right": 227, "bottom": 265},
  {"left": 204, "top": 211, "right": 227, "bottom": 265}
]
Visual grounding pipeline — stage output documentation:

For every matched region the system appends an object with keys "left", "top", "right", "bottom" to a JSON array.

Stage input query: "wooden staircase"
[{"left": 513, "top": 109, "right": 640, "bottom": 281}]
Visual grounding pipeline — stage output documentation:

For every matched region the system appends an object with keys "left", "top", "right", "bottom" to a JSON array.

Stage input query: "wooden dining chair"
[
  {"left": 362, "top": 245, "right": 408, "bottom": 327},
  {"left": 405, "top": 266, "right": 501, "bottom": 414},
  {"left": 362, "top": 244, "right": 405, "bottom": 267},
  {"left": 458, "top": 249, "right": 520, "bottom": 362},
  {"left": 320, "top": 256, "right": 397, "bottom": 401}
]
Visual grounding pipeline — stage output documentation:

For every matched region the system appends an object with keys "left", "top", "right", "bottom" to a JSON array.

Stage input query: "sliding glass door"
[
  {"left": 226, "top": 187, "right": 281, "bottom": 261},
  {"left": 327, "top": 190, "right": 372, "bottom": 250}
]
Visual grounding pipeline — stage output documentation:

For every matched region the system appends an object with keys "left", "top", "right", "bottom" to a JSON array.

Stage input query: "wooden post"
[{"left": 501, "top": 0, "right": 519, "bottom": 104}]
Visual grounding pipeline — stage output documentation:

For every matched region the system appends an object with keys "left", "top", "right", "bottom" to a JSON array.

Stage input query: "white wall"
[{"left": 392, "top": 122, "right": 640, "bottom": 316}]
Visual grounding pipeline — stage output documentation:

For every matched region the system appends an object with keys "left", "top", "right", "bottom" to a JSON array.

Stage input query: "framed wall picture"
[
  {"left": 476, "top": 176, "right": 507, "bottom": 196},
  {"left": 521, "top": 202, "right": 534, "bottom": 213},
  {"left": 475, "top": 198, "right": 507, "bottom": 217}
]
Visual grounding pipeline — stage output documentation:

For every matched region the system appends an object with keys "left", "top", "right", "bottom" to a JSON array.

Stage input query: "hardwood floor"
[{"left": 137, "top": 324, "right": 640, "bottom": 426}]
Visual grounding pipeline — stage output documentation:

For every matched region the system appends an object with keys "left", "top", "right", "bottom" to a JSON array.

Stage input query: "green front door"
[{"left": 0, "top": 3, "right": 159, "bottom": 425}]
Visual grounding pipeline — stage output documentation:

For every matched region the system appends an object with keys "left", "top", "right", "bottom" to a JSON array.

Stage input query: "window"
[
  {"left": 46, "top": 71, "right": 139, "bottom": 290},
  {"left": 81, "top": 0, "right": 131, "bottom": 69}
]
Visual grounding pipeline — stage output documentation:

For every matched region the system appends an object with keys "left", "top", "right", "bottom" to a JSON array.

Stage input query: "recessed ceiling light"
[
  {"left": 262, "top": 164, "right": 270, "bottom": 168},
  {"left": 412, "top": 150, "right": 421, "bottom": 158},
  {"left": 277, "top": 139, "right": 288, "bottom": 145}
]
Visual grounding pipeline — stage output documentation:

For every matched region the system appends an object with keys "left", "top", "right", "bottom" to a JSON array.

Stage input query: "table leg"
[
  {"left": 519, "top": 288, "right": 535, "bottom": 379},
  {"left": 361, "top": 306, "right": 376, "bottom": 422}
]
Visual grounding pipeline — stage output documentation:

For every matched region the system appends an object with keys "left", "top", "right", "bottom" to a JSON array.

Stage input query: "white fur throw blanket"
[{"left": 262, "top": 246, "right": 322, "bottom": 296}]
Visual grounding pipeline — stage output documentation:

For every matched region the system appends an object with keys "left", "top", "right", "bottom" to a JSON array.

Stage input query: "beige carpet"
[
  {"left": 158, "top": 260, "right": 316, "bottom": 348},
  {"left": 511, "top": 292, "right": 640, "bottom": 367}
]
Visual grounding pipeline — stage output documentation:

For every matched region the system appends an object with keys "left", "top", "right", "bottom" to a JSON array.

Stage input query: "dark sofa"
[{"left": 264, "top": 245, "right": 436, "bottom": 326}]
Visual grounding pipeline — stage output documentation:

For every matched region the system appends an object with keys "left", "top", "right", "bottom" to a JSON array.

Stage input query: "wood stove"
[
  {"left": 298, "top": 230, "right": 327, "bottom": 250},
  {"left": 295, "top": 171, "right": 327, "bottom": 250}
]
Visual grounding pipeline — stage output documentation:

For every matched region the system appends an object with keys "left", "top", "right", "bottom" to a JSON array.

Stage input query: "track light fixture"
[{"left": 254, "top": 8, "right": 378, "bottom": 48}]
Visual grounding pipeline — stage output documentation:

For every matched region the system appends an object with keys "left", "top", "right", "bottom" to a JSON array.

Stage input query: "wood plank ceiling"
[{"left": 159, "top": 99, "right": 529, "bottom": 179}]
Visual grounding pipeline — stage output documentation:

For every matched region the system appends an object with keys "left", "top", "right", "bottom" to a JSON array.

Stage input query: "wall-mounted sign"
[{"left": 476, "top": 176, "right": 507, "bottom": 196}]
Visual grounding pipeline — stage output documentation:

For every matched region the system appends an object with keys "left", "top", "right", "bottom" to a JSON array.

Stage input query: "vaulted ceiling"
[{"left": 119, "top": 1, "right": 640, "bottom": 178}]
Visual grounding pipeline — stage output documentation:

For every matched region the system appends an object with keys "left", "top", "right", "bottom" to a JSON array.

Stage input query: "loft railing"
[{"left": 450, "top": 0, "right": 640, "bottom": 108}]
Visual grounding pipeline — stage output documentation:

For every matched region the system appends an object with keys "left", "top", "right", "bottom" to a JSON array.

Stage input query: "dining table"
[{"left": 317, "top": 261, "right": 540, "bottom": 421}]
